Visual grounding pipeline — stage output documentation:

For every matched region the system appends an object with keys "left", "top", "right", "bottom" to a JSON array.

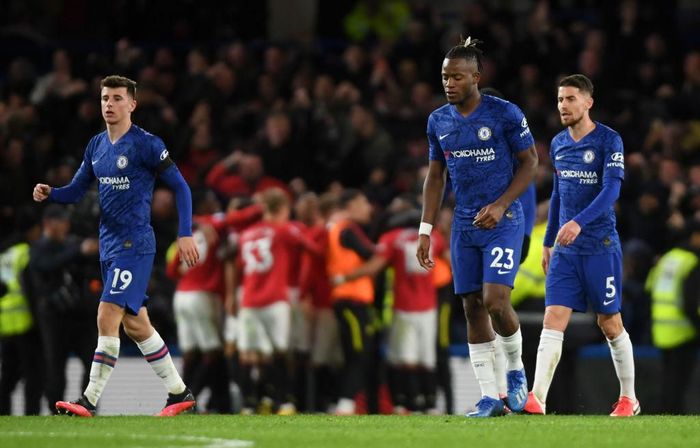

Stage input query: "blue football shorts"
[
  {"left": 451, "top": 219, "right": 524, "bottom": 295},
  {"left": 100, "top": 253, "right": 155, "bottom": 315},
  {"left": 545, "top": 249, "right": 622, "bottom": 314}
]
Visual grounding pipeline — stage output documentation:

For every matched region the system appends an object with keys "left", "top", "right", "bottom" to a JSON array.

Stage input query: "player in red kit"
[
  {"left": 167, "top": 193, "right": 262, "bottom": 413},
  {"left": 235, "top": 188, "right": 319, "bottom": 415},
  {"left": 287, "top": 201, "right": 312, "bottom": 413},
  {"left": 298, "top": 193, "right": 343, "bottom": 412}
]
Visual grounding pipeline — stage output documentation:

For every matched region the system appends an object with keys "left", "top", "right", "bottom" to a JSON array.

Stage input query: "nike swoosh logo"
[
  {"left": 438, "top": 133, "right": 450, "bottom": 140},
  {"left": 497, "top": 269, "right": 511, "bottom": 275},
  {"left": 109, "top": 290, "right": 124, "bottom": 295},
  {"left": 555, "top": 155, "right": 564, "bottom": 160},
  {"left": 603, "top": 299, "right": 615, "bottom": 305}
]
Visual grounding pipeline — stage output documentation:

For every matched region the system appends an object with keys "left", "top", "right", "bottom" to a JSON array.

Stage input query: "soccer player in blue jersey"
[
  {"left": 417, "top": 38, "right": 538, "bottom": 417},
  {"left": 33, "top": 75, "right": 200, "bottom": 417},
  {"left": 478, "top": 87, "right": 538, "bottom": 263},
  {"left": 523, "top": 74, "right": 639, "bottom": 417},
  {"left": 480, "top": 86, "right": 538, "bottom": 402}
]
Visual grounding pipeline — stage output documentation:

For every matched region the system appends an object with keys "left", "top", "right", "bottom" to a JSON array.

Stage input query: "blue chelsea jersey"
[
  {"left": 551, "top": 122, "right": 625, "bottom": 255},
  {"left": 75, "top": 125, "right": 170, "bottom": 260},
  {"left": 427, "top": 94, "right": 535, "bottom": 230}
]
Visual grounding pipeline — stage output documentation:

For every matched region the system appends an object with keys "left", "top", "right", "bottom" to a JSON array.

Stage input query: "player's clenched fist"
[
  {"left": 177, "top": 236, "right": 200, "bottom": 267},
  {"left": 416, "top": 234, "right": 434, "bottom": 270},
  {"left": 33, "top": 183, "right": 52, "bottom": 202}
]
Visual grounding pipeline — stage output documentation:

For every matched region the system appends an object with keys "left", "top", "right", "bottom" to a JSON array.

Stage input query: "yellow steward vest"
[
  {"left": 0, "top": 243, "right": 33, "bottom": 337},
  {"left": 646, "top": 248, "right": 699, "bottom": 349}
]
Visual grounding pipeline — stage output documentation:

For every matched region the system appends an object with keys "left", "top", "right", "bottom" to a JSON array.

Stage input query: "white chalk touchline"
[{"left": 0, "top": 430, "right": 254, "bottom": 448}]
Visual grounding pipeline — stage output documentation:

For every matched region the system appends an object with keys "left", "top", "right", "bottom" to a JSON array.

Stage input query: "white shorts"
[
  {"left": 311, "top": 308, "right": 343, "bottom": 366},
  {"left": 387, "top": 309, "right": 437, "bottom": 369},
  {"left": 173, "top": 291, "right": 223, "bottom": 352},
  {"left": 238, "top": 301, "right": 291, "bottom": 355},
  {"left": 287, "top": 287, "right": 301, "bottom": 305},
  {"left": 290, "top": 300, "right": 311, "bottom": 353}
]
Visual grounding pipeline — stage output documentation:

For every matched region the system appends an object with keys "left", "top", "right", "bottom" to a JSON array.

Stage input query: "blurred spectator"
[
  {"left": 30, "top": 49, "right": 86, "bottom": 105},
  {"left": 341, "top": 103, "right": 395, "bottom": 187},
  {"left": 151, "top": 188, "right": 178, "bottom": 269},
  {"left": 178, "top": 118, "right": 221, "bottom": 186},
  {"left": 344, "top": 0, "right": 410, "bottom": 44},
  {"left": 60, "top": 96, "right": 102, "bottom": 160},
  {"left": 0, "top": 207, "right": 42, "bottom": 415},
  {"left": 255, "top": 111, "right": 307, "bottom": 183},
  {"left": 621, "top": 239, "right": 653, "bottom": 344},
  {"left": 646, "top": 220, "right": 700, "bottom": 414},
  {"left": 28, "top": 205, "right": 99, "bottom": 413},
  {"left": 205, "top": 151, "right": 290, "bottom": 201},
  {"left": 0, "top": 137, "right": 35, "bottom": 235}
]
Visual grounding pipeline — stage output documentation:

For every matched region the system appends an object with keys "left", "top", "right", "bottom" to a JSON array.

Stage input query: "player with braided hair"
[{"left": 417, "top": 37, "right": 538, "bottom": 417}]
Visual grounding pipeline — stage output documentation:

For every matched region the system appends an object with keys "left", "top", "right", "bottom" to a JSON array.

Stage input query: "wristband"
[{"left": 418, "top": 222, "right": 433, "bottom": 236}]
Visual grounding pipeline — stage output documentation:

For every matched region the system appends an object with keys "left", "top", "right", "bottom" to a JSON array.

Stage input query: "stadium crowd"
[{"left": 1, "top": 0, "right": 699, "bottom": 415}]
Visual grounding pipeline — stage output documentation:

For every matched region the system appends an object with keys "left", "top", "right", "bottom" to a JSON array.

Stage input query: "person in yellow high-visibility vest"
[
  {"left": 645, "top": 221, "right": 700, "bottom": 414},
  {"left": 0, "top": 207, "right": 43, "bottom": 415},
  {"left": 511, "top": 222, "right": 547, "bottom": 308}
]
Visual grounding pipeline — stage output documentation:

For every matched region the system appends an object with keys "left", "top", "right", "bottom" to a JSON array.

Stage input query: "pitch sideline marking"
[{"left": 0, "top": 430, "right": 253, "bottom": 447}]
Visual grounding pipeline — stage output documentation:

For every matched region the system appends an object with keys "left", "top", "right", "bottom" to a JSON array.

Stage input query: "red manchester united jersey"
[
  {"left": 286, "top": 221, "right": 306, "bottom": 289},
  {"left": 167, "top": 214, "right": 226, "bottom": 296},
  {"left": 300, "top": 224, "right": 332, "bottom": 309},
  {"left": 239, "top": 221, "right": 312, "bottom": 308},
  {"left": 377, "top": 227, "right": 446, "bottom": 312}
]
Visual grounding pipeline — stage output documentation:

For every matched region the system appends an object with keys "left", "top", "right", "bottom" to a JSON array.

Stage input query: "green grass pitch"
[{"left": 0, "top": 415, "right": 697, "bottom": 448}]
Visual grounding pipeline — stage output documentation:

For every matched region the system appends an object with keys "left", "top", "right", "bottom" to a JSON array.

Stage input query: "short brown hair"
[
  {"left": 260, "top": 187, "right": 289, "bottom": 215},
  {"left": 100, "top": 75, "right": 137, "bottom": 98},
  {"left": 559, "top": 74, "right": 594, "bottom": 96},
  {"left": 339, "top": 189, "right": 364, "bottom": 209},
  {"left": 318, "top": 192, "right": 339, "bottom": 219}
]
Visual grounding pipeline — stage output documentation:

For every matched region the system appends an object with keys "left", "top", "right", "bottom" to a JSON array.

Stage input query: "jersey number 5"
[{"left": 606, "top": 276, "right": 616, "bottom": 298}]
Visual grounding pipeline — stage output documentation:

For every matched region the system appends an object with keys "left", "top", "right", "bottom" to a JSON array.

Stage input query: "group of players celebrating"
[{"left": 33, "top": 37, "right": 639, "bottom": 418}]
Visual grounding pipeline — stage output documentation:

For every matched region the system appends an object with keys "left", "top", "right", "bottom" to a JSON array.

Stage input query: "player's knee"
[
  {"left": 461, "top": 293, "right": 483, "bottom": 318},
  {"left": 597, "top": 315, "right": 623, "bottom": 340},
  {"left": 462, "top": 301, "right": 483, "bottom": 323},
  {"left": 484, "top": 301, "right": 507, "bottom": 319},
  {"left": 96, "top": 311, "right": 121, "bottom": 336},
  {"left": 482, "top": 291, "right": 510, "bottom": 318},
  {"left": 543, "top": 307, "right": 571, "bottom": 332},
  {"left": 122, "top": 320, "right": 152, "bottom": 342}
]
